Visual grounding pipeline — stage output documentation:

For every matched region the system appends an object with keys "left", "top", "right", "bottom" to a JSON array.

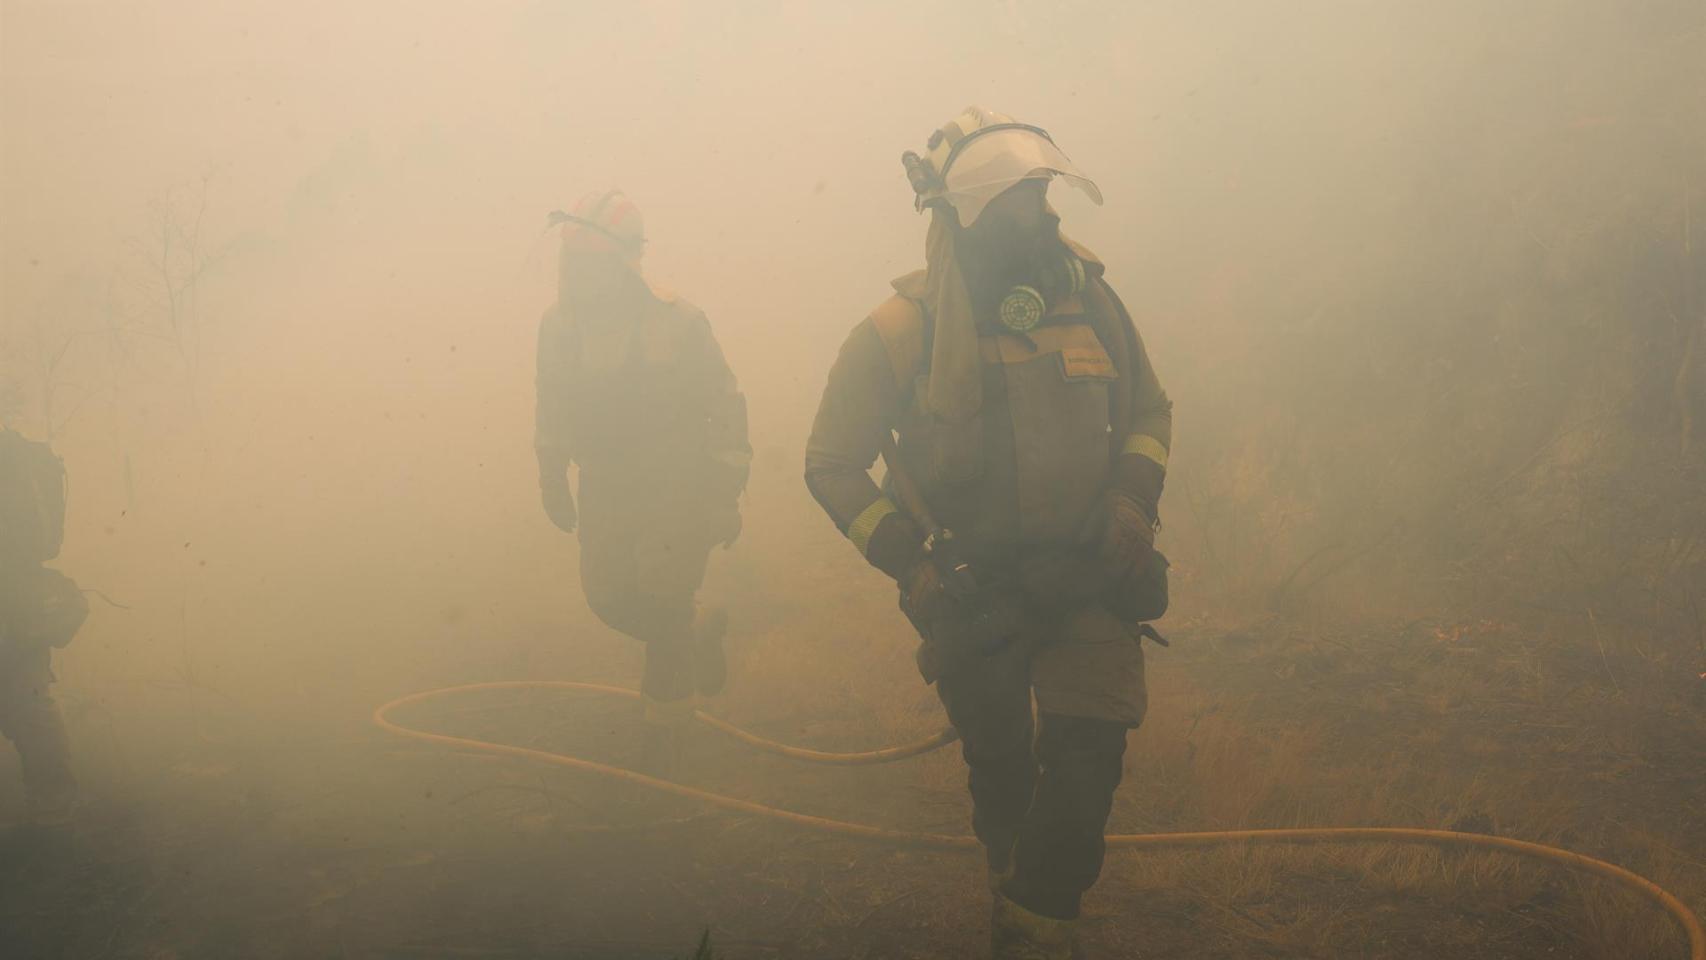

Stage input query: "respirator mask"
[
  {"left": 996, "top": 242, "right": 1088, "bottom": 333},
  {"left": 903, "top": 115, "right": 1099, "bottom": 333}
]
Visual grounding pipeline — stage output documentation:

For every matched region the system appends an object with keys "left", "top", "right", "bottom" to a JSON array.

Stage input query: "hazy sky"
[{"left": 3, "top": 0, "right": 1700, "bottom": 709}]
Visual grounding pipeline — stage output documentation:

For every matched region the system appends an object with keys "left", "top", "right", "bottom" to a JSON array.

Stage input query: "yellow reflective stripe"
[
  {"left": 1122, "top": 434, "right": 1169, "bottom": 469},
  {"left": 847, "top": 496, "right": 899, "bottom": 556}
]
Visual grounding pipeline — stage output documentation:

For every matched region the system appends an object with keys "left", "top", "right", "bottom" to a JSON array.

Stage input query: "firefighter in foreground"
[
  {"left": 535, "top": 190, "right": 750, "bottom": 775},
  {"left": 804, "top": 109, "right": 1173, "bottom": 958},
  {"left": 1, "top": 424, "right": 87, "bottom": 828}
]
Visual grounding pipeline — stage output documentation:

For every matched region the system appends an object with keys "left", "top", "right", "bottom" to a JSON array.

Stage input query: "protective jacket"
[
  {"left": 804, "top": 250, "right": 1171, "bottom": 586},
  {"left": 535, "top": 289, "right": 750, "bottom": 521}
]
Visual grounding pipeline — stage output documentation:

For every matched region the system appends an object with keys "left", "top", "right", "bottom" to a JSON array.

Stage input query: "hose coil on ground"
[{"left": 375, "top": 680, "right": 1704, "bottom": 960}]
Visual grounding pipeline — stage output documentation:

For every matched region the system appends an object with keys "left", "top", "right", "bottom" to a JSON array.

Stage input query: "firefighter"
[
  {"left": 0, "top": 425, "right": 85, "bottom": 827},
  {"left": 804, "top": 109, "right": 1172, "bottom": 958},
  {"left": 535, "top": 190, "right": 750, "bottom": 775}
]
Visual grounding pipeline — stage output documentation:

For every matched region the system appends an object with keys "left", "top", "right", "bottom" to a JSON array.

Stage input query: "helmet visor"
[{"left": 940, "top": 125, "right": 1102, "bottom": 226}]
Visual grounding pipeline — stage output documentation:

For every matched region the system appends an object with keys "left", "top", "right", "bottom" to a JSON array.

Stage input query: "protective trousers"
[
  {"left": 575, "top": 474, "right": 712, "bottom": 711},
  {"left": 933, "top": 603, "right": 1143, "bottom": 921},
  {"left": 0, "top": 646, "right": 77, "bottom": 812}
]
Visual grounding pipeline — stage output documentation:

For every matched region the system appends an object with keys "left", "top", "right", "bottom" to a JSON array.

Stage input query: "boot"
[
  {"left": 692, "top": 605, "right": 729, "bottom": 697},
  {"left": 640, "top": 719, "right": 685, "bottom": 780},
  {"left": 988, "top": 838, "right": 1017, "bottom": 893},
  {"left": 991, "top": 892, "right": 1076, "bottom": 960},
  {"left": 26, "top": 787, "right": 77, "bottom": 830},
  {"left": 19, "top": 766, "right": 77, "bottom": 858},
  {"left": 639, "top": 694, "right": 696, "bottom": 780},
  {"left": 11, "top": 685, "right": 78, "bottom": 829}
]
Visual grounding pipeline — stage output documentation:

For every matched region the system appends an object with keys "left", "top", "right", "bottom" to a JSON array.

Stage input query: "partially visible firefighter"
[
  {"left": 0, "top": 425, "right": 86, "bottom": 827},
  {"left": 804, "top": 109, "right": 1173, "bottom": 958},
  {"left": 534, "top": 190, "right": 751, "bottom": 776}
]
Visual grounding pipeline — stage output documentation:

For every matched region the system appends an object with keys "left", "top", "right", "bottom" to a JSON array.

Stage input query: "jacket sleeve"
[
  {"left": 534, "top": 308, "right": 575, "bottom": 483},
  {"left": 804, "top": 319, "right": 925, "bottom": 581},
  {"left": 687, "top": 309, "right": 752, "bottom": 502},
  {"left": 1107, "top": 287, "right": 1172, "bottom": 521}
]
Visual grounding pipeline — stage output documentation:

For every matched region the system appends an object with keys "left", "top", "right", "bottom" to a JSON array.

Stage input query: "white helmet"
[{"left": 902, "top": 106, "right": 1103, "bottom": 227}]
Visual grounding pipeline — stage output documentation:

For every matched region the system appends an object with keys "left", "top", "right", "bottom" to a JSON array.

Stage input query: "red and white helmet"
[{"left": 551, "top": 189, "right": 645, "bottom": 270}]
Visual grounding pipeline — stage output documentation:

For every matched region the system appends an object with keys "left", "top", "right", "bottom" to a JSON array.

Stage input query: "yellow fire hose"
[{"left": 375, "top": 680, "right": 1704, "bottom": 959}]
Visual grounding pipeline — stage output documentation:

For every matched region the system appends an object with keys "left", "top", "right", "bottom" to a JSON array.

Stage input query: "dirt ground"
[{"left": 4, "top": 582, "right": 1703, "bottom": 960}]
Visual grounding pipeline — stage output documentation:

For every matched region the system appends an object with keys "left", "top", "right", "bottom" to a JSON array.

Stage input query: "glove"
[
  {"left": 36, "top": 574, "right": 89, "bottom": 648},
  {"left": 541, "top": 478, "right": 578, "bottom": 534},
  {"left": 1107, "top": 548, "right": 1170, "bottom": 623},
  {"left": 1099, "top": 492, "right": 1156, "bottom": 579},
  {"left": 902, "top": 554, "right": 1023, "bottom": 653},
  {"left": 6, "top": 568, "right": 88, "bottom": 652},
  {"left": 899, "top": 558, "right": 948, "bottom": 627},
  {"left": 710, "top": 507, "right": 742, "bottom": 549},
  {"left": 701, "top": 458, "right": 747, "bottom": 549}
]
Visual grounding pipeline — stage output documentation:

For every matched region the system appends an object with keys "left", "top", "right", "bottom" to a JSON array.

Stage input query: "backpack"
[{"left": 0, "top": 428, "right": 67, "bottom": 562}]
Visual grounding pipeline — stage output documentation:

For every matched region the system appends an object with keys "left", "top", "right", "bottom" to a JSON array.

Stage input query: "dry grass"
[
  {"left": 715, "top": 550, "right": 1706, "bottom": 959},
  {"left": 1095, "top": 609, "right": 1703, "bottom": 958},
  {"left": 13, "top": 489, "right": 1697, "bottom": 959}
]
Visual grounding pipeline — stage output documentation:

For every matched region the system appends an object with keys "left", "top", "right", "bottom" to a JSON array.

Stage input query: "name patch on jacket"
[{"left": 1058, "top": 345, "right": 1117, "bottom": 379}]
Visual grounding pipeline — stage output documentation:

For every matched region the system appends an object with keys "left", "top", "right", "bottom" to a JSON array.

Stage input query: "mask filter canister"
[{"left": 999, "top": 285, "right": 1046, "bottom": 333}]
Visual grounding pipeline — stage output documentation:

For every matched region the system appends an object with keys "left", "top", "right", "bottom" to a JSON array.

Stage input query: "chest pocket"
[{"left": 987, "top": 323, "right": 1118, "bottom": 542}]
